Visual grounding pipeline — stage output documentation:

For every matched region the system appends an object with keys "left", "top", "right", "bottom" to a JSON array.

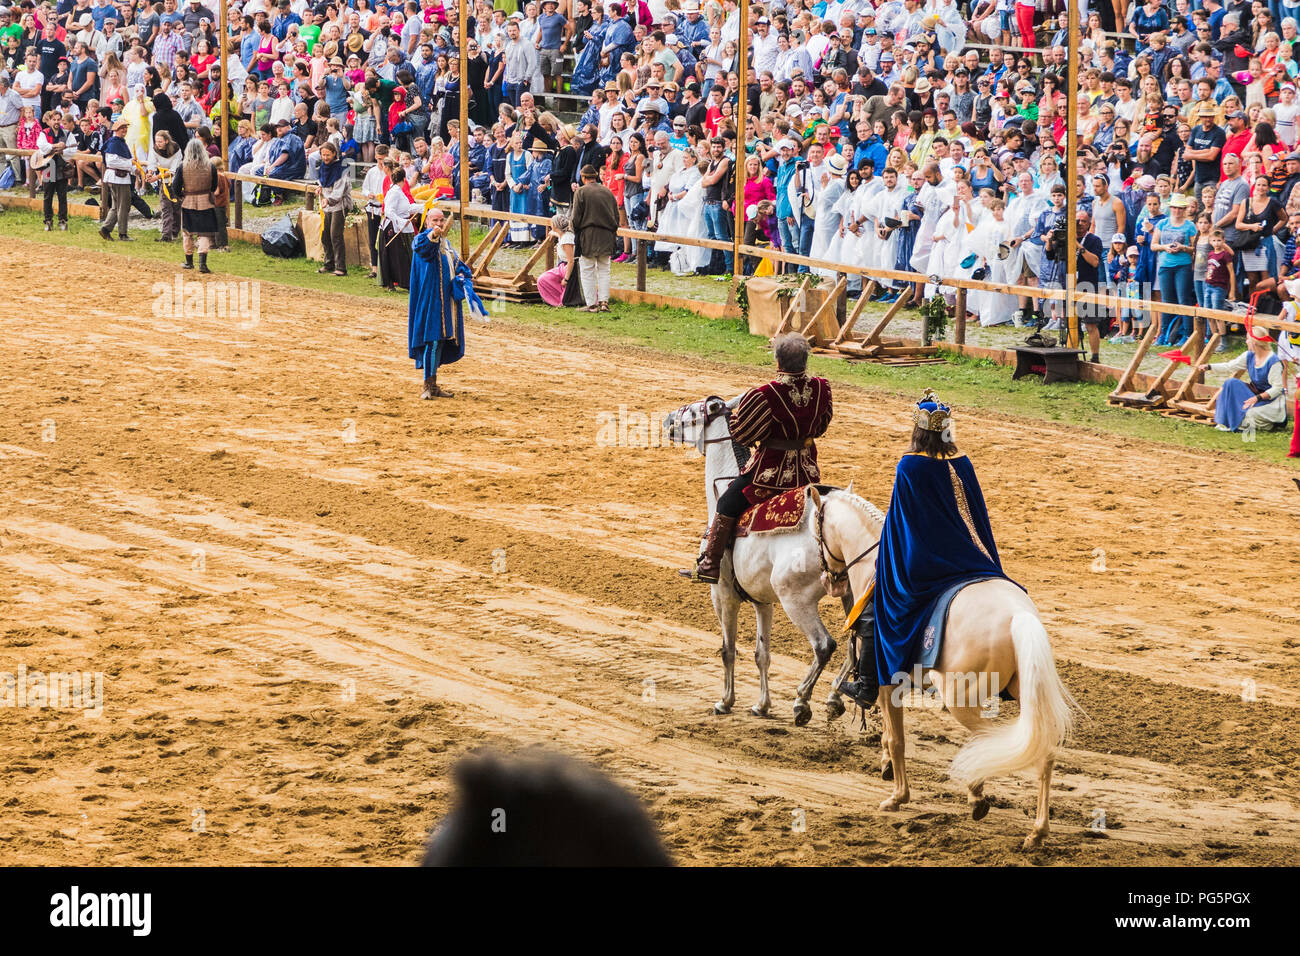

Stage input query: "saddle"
[{"left": 732, "top": 484, "right": 839, "bottom": 539}]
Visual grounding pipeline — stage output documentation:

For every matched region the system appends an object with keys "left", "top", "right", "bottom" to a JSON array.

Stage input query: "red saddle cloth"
[{"left": 733, "top": 485, "right": 810, "bottom": 538}]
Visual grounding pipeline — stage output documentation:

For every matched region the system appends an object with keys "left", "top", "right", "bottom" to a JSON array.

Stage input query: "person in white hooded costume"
[
  {"left": 655, "top": 147, "right": 711, "bottom": 276},
  {"left": 810, "top": 152, "right": 848, "bottom": 281},
  {"left": 852, "top": 165, "right": 907, "bottom": 300},
  {"left": 964, "top": 194, "right": 1023, "bottom": 326},
  {"left": 909, "top": 162, "right": 954, "bottom": 277}
]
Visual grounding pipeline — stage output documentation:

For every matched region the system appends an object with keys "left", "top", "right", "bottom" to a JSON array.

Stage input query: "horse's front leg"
[
  {"left": 711, "top": 584, "right": 739, "bottom": 715},
  {"left": 751, "top": 603, "right": 773, "bottom": 717},
  {"left": 879, "top": 686, "right": 910, "bottom": 810},
  {"left": 783, "top": 600, "right": 836, "bottom": 728}
]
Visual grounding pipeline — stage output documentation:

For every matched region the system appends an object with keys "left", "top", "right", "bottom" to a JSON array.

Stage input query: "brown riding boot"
[{"left": 678, "top": 514, "right": 738, "bottom": 584}]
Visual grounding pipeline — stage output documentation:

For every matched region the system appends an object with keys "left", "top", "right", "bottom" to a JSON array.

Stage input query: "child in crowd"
[
  {"left": 1192, "top": 212, "right": 1212, "bottom": 314},
  {"left": 1107, "top": 233, "right": 1134, "bottom": 343},
  {"left": 1122, "top": 245, "right": 1148, "bottom": 342},
  {"left": 1204, "top": 229, "right": 1235, "bottom": 353}
]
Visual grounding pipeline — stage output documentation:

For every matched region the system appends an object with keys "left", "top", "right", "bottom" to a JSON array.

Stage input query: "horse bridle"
[
  {"left": 675, "top": 398, "right": 740, "bottom": 495},
  {"left": 816, "top": 499, "right": 879, "bottom": 586}
]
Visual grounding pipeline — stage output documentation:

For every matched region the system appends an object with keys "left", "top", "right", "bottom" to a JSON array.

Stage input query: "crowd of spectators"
[{"left": 3, "top": 0, "right": 1300, "bottom": 372}]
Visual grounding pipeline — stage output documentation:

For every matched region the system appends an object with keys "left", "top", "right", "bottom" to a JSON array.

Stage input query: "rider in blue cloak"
[
  {"left": 408, "top": 208, "right": 488, "bottom": 400},
  {"left": 836, "top": 389, "right": 1018, "bottom": 707}
]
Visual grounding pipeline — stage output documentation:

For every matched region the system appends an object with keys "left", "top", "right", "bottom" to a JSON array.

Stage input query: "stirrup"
[
  {"left": 677, "top": 566, "right": 719, "bottom": 583},
  {"left": 835, "top": 676, "right": 879, "bottom": 708}
]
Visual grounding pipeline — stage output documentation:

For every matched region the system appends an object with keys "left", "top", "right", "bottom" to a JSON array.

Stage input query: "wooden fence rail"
[{"left": 4, "top": 153, "right": 1278, "bottom": 342}]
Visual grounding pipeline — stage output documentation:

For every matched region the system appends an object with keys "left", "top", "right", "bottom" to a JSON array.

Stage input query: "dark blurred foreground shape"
[{"left": 421, "top": 750, "right": 672, "bottom": 867}]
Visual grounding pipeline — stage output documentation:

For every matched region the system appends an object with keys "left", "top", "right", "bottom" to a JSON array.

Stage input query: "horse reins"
[{"left": 816, "top": 502, "right": 879, "bottom": 585}]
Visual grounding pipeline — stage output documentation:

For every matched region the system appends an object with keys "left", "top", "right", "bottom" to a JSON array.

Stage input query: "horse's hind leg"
[
  {"left": 825, "top": 594, "right": 854, "bottom": 721},
  {"left": 750, "top": 603, "right": 773, "bottom": 717},
  {"left": 825, "top": 653, "right": 851, "bottom": 722},
  {"left": 712, "top": 588, "right": 739, "bottom": 715},
  {"left": 948, "top": 704, "right": 995, "bottom": 821},
  {"left": 879, "top": 687, "right": 910, "bottom": 810},
  {"left": 1024, "top": 757, "right": 1053, "bottom": 850}
]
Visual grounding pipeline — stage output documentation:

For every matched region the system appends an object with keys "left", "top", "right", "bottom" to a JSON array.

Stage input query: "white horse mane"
[{"left": 826, "top": 488, "right": 885, "bottom": 528}]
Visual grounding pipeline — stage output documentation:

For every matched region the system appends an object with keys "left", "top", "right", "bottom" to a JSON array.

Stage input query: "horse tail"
[{"left": 949, "top": 613, "right": 1077, "bottom": 786}]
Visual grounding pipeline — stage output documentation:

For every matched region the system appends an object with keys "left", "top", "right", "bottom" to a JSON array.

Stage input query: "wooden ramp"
[
  {"left": 466, "top": 222, "right": 552, "bottom": 304},
  {"left": 829, "top": 284, "right": 944, "bottom": 365},
  {"left": 1107, "top": 323, "right": 1170, "bottom": 409},
  {"left": 1161, "top": 333, "right": 1224, "bottom": 424}
]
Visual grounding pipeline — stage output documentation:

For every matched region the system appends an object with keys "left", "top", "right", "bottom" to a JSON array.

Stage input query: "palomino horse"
[
  {"left": 663, "top": 396, "right": 884, "bottom": 726},
  {"left": 821, "top": 511, "right": 1081, "bottom": 849}
]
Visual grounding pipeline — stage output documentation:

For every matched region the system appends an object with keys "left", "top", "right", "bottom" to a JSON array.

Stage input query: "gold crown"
[{"left": 912, "top": 388, "right": 952, "bottom": 432}]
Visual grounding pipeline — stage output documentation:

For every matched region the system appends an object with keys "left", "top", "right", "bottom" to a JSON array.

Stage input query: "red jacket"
[{"left": 730, "top": 373, "right": 833, "bottom": 504}]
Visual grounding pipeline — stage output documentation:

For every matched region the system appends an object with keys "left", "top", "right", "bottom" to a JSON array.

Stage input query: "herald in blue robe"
[
  {"left": 408, "top": 231, "right": 467, "bottom": 376},
  {"left": 872, "top": 453, "right": 1021, "bottom": 685}
]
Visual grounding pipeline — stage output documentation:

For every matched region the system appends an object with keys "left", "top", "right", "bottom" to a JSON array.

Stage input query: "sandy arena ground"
[{"left": 1, "top": 235, "right": 1298, "bottom": 865}]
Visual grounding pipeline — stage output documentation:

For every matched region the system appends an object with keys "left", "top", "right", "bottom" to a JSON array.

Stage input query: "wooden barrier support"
[
  {"left": 1162, "top": 333, "right": 1225, "bottom": 423},
  {"left": 773, "top": 276, "right": 812, "bottom": 336},
  {"left": 1108, "top": 322, "right": 1165, "bottom": 408},
  {"left": 799, "top": 276, "right": 845, "bottom": 341},
  {"left": 831, "top": 286, "right": 872, "bottom": 346}
]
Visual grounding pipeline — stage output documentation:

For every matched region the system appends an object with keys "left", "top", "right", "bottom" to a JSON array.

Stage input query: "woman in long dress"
[
  {"left": 519, "top": 142, "right": 553, "bottom": 242},
  {"left": 655, "top": 148, "right": 711, "bottom": 275},
  {"left": 537, "top": 213, "right": 575, "bottom": 306},
  {"left": 927, "top": 178, "right": 976, "bottom": 300},
  {"left": 379, "top": 166, "right": 417, "bottom": 291},
  {"left": 503, "top": 133, "right": 533, "bottom": 247},
  {"left": 966, "top": 195, "right": 1020, "bottom": 326},
  {"left": 1201, "top": 326, "right": 1290, "bottom": 433},
  {"left": 122, "top": 84, "right": 155, "bottom": 160},
  {"left": 823, "top": 168, "right": 860, "bottom": 284}
]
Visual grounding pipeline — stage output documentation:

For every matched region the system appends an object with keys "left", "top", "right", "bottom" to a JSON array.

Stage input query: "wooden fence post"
[
  {"left": 233, "top": 180, "right": 243, "bottom": 230},
  {"left": 636, "top": 241, "right": 647, "bottom": 292},
  {"left": 954, "top": 287, "right": 967, "bottom": 345}
]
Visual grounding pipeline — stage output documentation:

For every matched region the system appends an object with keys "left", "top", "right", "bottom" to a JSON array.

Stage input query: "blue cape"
[
  {"left": 408, "top": 231, "right": 466, "bottom": 369},
  {"left": 872, "top": 453, "right": 1021, "bottom": 685}
]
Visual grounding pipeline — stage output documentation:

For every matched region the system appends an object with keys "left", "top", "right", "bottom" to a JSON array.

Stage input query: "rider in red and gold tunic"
[{"left": 680, "top": 334, "right": 833, "bottom": 583}]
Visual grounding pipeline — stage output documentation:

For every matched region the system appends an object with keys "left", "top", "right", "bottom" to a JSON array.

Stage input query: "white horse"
[
  {"left": 821, "top": 509, "right": 1081, "bottom": 849},
  {"left": 663, "top": 396, "right": 885, "bottom": 726}
]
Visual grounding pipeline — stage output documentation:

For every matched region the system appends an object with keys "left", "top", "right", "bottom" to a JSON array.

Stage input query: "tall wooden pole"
[
  {"left": 731, "top": 2, "right": 749, "bottom": 284},
  {"left": 218, "top": 0, "right": 228, "bottom": 166},
  {"left": 458, "top": 1, "right": 469, "bottom": 260},
  {"left": 1065, "top": 0, "right": 1080, "bottom": 351}
]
